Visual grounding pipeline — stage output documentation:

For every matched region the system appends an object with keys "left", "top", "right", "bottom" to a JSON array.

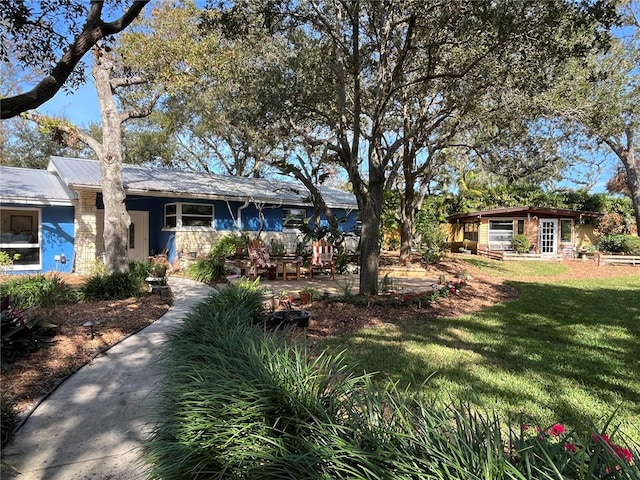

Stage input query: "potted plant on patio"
[{"left": 298, "top": 286, "right": 319, "bottom": 304}]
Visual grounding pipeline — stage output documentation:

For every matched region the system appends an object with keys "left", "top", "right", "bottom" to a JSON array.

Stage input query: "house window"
[
  {"left": 488, "top": 220, "right": 514, "bottom": 250},
  {"left": 0, "top": 208, "right": 41, "bottom": 269},
  {"left": 283, "top": 208, "right": 306, "bottom": 229},
  {"left": 164, "top": 203, "right": 214, "bottom": 229},
  {"left": 560, "top": 219, "right": 572, "bottom": 242},
  {"left": 463, "top": 223, "right": 478, "bottom": 242},
  {"left": 517, "top": 219, "right": 525, "bottom": 235}
]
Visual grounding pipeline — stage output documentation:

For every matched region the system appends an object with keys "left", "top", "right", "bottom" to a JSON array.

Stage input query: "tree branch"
[{"left": 1, "top": 1, "right": 149, "bottom": 119}]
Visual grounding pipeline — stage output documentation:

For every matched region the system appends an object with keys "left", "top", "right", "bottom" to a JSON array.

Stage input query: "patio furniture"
[
  {"left": 279, "top": 255, "right": 301, "bottom": 280},
  {"left": 310, "top": 239, "right": 335, "bottom": 280},
  {"left": 247, "top": 239, "right": 278, "bottom": 280}
]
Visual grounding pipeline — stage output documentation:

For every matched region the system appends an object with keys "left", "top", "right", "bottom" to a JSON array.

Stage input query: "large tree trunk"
[
  {"left": 358, "top": 197, "right": 382, "bottom": 296},
  {"left": 622, "top": 148, "right": 640, "bottom": 235},
  {"left": 399, "top": 178, "right": 416, "bottom": 263},
  {"left": 94, "top": 49, "right": 130, "bottom": 274}
]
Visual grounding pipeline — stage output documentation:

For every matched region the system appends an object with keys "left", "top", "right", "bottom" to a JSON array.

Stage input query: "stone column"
[{"left": 74, "top": 191, "right": 98, "bottom": 275}]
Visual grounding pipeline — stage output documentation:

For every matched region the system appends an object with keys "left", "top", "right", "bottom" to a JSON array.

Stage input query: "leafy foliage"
[
  {"left": 512, "top": 234, "right": 531, "bottom": 254},
  {"left": 186, "top": 234, "right": 239, "bottom": 283},
  {"left": 79, "top": 271, "right": 144, "bottom": 301},
  {"left": 1, "top": 391, "right": 19, "bottom": 447},
  {"left": 1, "top": 296, "right": 57, "bottom": 372},
  {"left": 597, "top": 235, "right": 640, "bottom": 254},
  {"left": 415, "top": 212, "right": 448, "bottom": 264},
  {"left": 0, "top": 274, "right": 77, "bottom": 309}
]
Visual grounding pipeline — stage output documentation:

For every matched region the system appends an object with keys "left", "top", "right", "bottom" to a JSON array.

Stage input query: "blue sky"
[{"left": 37, "top": 81, "right": 100, "bottom": 126}]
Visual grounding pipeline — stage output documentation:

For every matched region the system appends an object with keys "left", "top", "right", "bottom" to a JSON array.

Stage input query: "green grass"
[
  {"left": 462, "top": 257, "right": 570, "bottom": 276},
  {"left": 319, "top": 275, "right": 640, "bottom": 441}
]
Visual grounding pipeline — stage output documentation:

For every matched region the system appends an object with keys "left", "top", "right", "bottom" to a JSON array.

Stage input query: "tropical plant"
[{"left": 1, "top": 296, "right": 57, "bottom": 372}]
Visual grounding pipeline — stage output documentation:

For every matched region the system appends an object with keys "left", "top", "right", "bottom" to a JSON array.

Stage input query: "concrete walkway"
[{"left": 1, "top": 277, "right": 214, "bottom": 480}]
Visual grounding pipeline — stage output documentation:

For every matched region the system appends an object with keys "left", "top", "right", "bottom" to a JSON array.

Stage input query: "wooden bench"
[{"left": 597, "top": 254, "right": 640, "bottom": 266}]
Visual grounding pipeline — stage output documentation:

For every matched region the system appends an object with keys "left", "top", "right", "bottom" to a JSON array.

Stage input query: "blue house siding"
[
  {"left": 91, "top": 195, "right": 358, "bottom": 268},
  {"left": 0, "top": 203, "right": 74, "bottom": 275},
  {"left": 41, "top": 206, "right": 75, "bottom": 273}
]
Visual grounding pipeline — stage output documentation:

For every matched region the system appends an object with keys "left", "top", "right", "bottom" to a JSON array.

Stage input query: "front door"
[
  {"left": 128, "top": 211, "right": 149, "bottom": 263},
  {"left": 539, "top": 219, "right": 558, "bottom": 255}
]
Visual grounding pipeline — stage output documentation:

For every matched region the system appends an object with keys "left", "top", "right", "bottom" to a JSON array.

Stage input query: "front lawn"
[
  {"left": 319, "top": 275, "right": 640, "bottom": 441},
  {"left": 462, "top": 257, "right": 571, "bottom": 276}
]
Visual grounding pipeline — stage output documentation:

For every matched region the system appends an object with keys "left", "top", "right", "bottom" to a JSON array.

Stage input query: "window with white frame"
[
  {"left": 164, "top": 203, "right": 214, "bottom": 229},
  {"left": 488, "top": 220, "right": 514, "bottom": 250},
  {"left": 282, "top": 208, "right": 306, "bottom": 229},
  {"left": 0, "top": 208, "right": 41, "bottom": 269}
]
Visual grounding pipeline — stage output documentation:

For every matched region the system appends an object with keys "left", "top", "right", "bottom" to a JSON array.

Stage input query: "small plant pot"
[{"left": 299, "top": 292, "right": 312, "bottom": 304}]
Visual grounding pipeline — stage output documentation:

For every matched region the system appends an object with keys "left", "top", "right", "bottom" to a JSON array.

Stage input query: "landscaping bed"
[{"left": 1, "top": 275, "right": 171, "bottom": 414}]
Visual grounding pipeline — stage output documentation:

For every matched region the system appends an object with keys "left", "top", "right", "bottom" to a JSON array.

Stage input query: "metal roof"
[
  {"left": 0, "top": 166, "right": 75, "bottom": 205},
  {"left": 448, "top": 206, "right": 604, "bottom": 221},
  {"left": 49, "top": 156, "right": 358, "bottom": 209}
]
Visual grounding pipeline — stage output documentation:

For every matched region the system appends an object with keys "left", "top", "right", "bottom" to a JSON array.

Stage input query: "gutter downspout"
[{"left": 237, "top": 201, "right": 250, "bottom": 231}]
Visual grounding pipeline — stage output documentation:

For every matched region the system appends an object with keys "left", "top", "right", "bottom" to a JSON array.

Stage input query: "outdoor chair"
[
  {"left": 310, "top": 239, "right": 335, "bottom": 280},
  {"left": 247, "top": 238, "right": 278, "bottom": 280}
]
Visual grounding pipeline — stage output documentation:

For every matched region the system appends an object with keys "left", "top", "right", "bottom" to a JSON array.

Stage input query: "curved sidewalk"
[{"left": 1, "top": 277, "right": 214, "bottom": 480}]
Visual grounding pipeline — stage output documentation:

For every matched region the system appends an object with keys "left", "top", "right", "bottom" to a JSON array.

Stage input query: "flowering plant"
[{"left": 512, "top": 421, "right": 637, "bottom": 479}]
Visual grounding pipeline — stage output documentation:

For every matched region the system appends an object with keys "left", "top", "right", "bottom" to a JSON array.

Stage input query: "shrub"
[
  {"left": 79, "top": 271, "right": 144, "bottom": 301},
  {"left": 598, "top": 235, "right": 640, "bottom": 254},
  {"left": 129, "top": 261, "right": 153, "bottom": 282},
  {"left": 186, "top": 234, "right": 238, "bottom": 283},
  {"left": 186, "top": 254, "right": 227, "bottom": 283},
  {"left": 420, "top": 226, "right": 447, "bottom": 264},
  {"left": 0, "top": 274, "right": 77, "bottom": 309},
  {"left": 1, "top": 391, "right": 19, "bottom": 447},
  {"left": 1, "top": 296, "right": 57, "bottom": 372},
  {"left": 512, "top": 234, "right": 531, "bottom": 254}
]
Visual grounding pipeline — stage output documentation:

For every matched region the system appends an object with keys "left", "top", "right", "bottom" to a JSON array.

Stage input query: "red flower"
[
  {"left": 548, "top": 423, "right": 565, "bottom": 436},
  {"left": 522, "top": 424, "right": 530, "bottom": 431},
  {"left": 564, "top": 442, "right": 577, "bottom": 452},
  {"left": 615, "top": 446, "right": 633, "bottom": 463}
]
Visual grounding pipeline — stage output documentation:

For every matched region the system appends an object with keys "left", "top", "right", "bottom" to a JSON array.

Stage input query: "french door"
[{"left": 539, "top": 219, "right": 558, "bottom": 255}]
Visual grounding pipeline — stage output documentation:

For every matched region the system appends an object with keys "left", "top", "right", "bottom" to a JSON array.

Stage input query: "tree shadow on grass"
[{"left": 322, "top": 280, "right": 640, "bottom": 436}]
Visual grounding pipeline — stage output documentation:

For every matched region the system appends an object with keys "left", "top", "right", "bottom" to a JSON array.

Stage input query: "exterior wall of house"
[
  {"left": 62, "top": 191, "right": 359, "bottom": 275},
  {"left": 575, "top": 224, "right": 597, "bottom": 251},
  {"left": 41, "top": 206, "right": 75, "bottom": 273},
  {"left": 0, "top": 203, "right": 75, "bottom": 274}
]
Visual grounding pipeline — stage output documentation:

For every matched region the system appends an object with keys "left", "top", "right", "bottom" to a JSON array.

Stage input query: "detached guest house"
[
  {"left": 0, "top": 157, "right": 359, "bottom": 275},
  {"left": 448, "top": 207, "right": 603, "bottom": 259}
]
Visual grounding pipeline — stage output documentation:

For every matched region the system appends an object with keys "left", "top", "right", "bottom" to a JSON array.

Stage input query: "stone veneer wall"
[
  {"left": 174, "top": 231, "right": 303, "bottom": 258},
  {"left": 74, "top": 191, "right": 98, "bottom": 275}
]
